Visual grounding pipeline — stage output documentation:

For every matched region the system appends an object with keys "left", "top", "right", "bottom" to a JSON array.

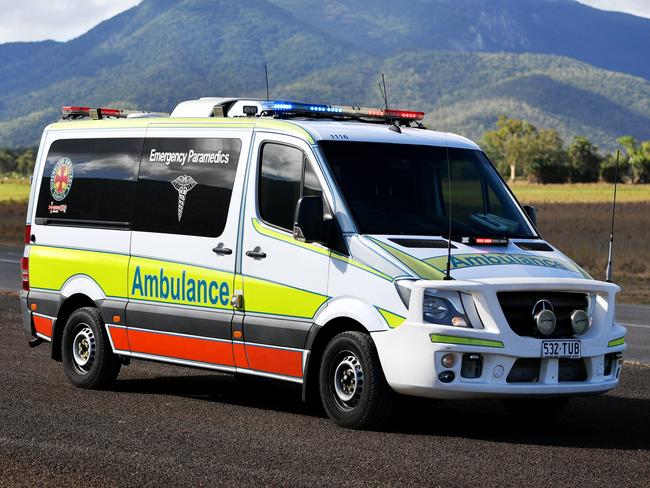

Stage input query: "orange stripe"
[
  {"left": 127, "top": 329, "right": 235, "bottom": 366},
  {"left": 108, "top": 326, "right": 130, "bottom": 351},
  {"left": 245, "top": 344, "right": 303, "bottom": 378},
  {"left": 233, "top": 342, "right": 249, "bottom": 368},
  {"left": 33, "top": 315, "right": 53, "bottom": 338}
]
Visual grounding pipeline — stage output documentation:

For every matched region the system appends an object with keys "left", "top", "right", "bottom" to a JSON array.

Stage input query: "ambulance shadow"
[
  {"left": 388, "top": 394, "right": 650, "bottom": 450},
  {"left": 110, "top": 372, "right": 323, "bottom": 418}
]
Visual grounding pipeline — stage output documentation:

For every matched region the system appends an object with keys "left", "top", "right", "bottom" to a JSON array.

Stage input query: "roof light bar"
[
  {"left": 62, "top": 106, "right": 128, "bottom": 120},
  {"left": 261, "top": 100, "right": 424, "bottom": 121},
  {"left": 61, "top": 106, "right": 169, "bottom": 120}
]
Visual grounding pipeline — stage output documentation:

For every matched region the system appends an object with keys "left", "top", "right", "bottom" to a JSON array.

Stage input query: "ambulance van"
[{"left": 20, "top": 98, "right": 626, "bottom": 428}]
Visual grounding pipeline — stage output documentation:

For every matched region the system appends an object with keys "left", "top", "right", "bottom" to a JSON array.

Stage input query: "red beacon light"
[
  {"left": 61, "top": 106, "right": 128, "bottom": 120},
  {"left": 462, "top": 237, "right": 510, "bottom": 246}
]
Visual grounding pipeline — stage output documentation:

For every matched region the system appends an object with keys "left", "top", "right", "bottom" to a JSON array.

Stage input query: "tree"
[
  {"left": 600, "top": 152, "right": 631, "bottom": 183},
  {"left": 567, "top": 136, "right": 601, "bottom": 183},
  {"left": 618, "top": 136, "right": 650, "bottom": 183},
  {"left": 15, "top": 149, "right": 35, "bottom": 176},
  {"left": 482, "top": 116, "right": 537, "bottom": 182},
  {"left": 526, "top": 128, "right": 569, "bottom": 184}
]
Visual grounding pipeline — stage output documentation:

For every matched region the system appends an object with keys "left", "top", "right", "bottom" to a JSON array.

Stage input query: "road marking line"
[{"left": 0, "top": 258, "right": 18, "bottom": 264}]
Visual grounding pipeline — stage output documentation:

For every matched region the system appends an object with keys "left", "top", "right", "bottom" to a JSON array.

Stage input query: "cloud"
[
  {"left": 576, "top": 0, "right": 650, "bottom": 19},
  {"left": 0, "top": 0, "right": 142, "bottom": 43}
]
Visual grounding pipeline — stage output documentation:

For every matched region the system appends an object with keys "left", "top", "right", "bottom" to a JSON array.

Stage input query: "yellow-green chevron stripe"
[{"left": 367, "top": 237, "right": 445, "bottom": 280}]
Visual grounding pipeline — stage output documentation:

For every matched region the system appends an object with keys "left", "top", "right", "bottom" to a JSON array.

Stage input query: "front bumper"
[{"left": 373, "top": 277, "right": 626, "bottom": 400}]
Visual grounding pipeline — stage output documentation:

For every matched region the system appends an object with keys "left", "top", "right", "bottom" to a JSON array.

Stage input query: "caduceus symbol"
[{"left": 171, "top": 175, "right": 197, "bottom": 222}]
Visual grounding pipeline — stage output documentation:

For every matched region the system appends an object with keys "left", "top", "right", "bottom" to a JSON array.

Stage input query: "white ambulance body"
[{"left": 20, "top": 98, "right": 626, "bottom": 428}]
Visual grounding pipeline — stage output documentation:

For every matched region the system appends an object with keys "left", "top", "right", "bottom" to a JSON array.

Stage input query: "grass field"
[
  {"left": 0, "top": 180, "right": 648, "bottom": 302},
  {"left": 2, "top": 179, "right": 649, "bottom": 204},
  {"left": 0, "top": 179, "right": 30, "bottom": 202}
]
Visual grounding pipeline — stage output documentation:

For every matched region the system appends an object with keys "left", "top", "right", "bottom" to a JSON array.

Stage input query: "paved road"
[
  {"left": 2, "top": 245, "right": 647, "bottom": 363},
  {"left": 0, "top": 294, "right": 648, "bottom": 487}
]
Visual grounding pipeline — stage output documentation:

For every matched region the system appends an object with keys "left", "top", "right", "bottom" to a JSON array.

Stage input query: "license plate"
[{"left": 541, "top": 340, "right": 581, "bottom": 358}]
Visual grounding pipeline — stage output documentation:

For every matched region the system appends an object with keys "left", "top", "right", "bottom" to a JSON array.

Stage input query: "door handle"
[
  {"left": 212, "top": 245, "right": 233, "bottom": 255},
  {"left": 246, "top": 247, "right": 267, "bottom": 259}
]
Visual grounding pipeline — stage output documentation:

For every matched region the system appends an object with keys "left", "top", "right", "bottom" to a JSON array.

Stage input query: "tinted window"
[
  {"left": 135, "top": 138, "right": 241, "bottom": 237},
  {"left": 319, "top": 141, "right": 535, "bottom": 238},
  {"left": 258, "top": 144, "right": 304, "bottom": 231},
  {"left": 35, "top": 138, "right": 142, "bottom": 224}
]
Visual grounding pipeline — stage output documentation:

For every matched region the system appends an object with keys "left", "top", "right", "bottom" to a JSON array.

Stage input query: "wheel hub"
[
  {"left": 333, "top": 353, "right": 363, "bottom": 408},
  {"left": 72, "top": 325, "right": 95, "bottom": 374}
]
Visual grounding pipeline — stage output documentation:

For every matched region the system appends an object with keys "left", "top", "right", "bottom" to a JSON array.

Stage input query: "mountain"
[{"left": 1, "top": 0, "right": 649, "bottom": 149}]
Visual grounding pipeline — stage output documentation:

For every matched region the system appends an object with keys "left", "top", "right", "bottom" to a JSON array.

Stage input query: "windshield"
[{"left": 319, "top": 141, "right": 536, "bottom": 239}]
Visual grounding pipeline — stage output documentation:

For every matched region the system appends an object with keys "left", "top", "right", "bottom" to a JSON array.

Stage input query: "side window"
[
  {"left": 35, "top": 138, "right": 142, "bottom": 224},
  {"left": 134, "top": 138, "right": 241, "bottom": 237},
  {"left": 258, "top": 143, "right": 304, "bottom": 231}
]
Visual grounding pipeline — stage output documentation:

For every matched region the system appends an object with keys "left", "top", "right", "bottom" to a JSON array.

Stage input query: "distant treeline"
[
  {"left": 0, "top": 147, "right": 37, "bottom": 177},
  {"left": 482, "top": 116, "right": 650, "bottom": 184},
  {"left": 1, "top": 116, "right": 649, "bottom": 184}
]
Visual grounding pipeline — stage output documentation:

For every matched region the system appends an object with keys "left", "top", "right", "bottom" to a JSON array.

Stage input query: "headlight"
[
  {"left": 394, "top": 281, "right": 473, "bottom": 327},
  {"left": 423, "top": 291, "right": 470, "bottom": 327}
]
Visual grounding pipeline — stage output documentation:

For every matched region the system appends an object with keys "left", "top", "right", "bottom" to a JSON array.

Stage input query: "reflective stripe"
[
  {"left": 367, "top": 237, "right": 444, "bottom": 280},
  {"left": 30, "top": 246, "right": 129, "bottom": 297},
  {"left": 33, "top": 314, "right": 54, "bottom": 338},
  {"left": 244, "top": 343, "right": 303, "bottom": 378},
  {"left": 608, "top": 337, "right": 625, "bottom": 347},
  {"left": 429, "top": 334, "right": 504, "bottom": 348},
  {"left": 377, "top": 307, "right": 406, "bottom": 328},
  {"left": 127, "top": 328, "right": 236, "bottom": 366},
  {"left": 242, "top": 274, "right": 328, "bottom": 320},
  {"left": 252, "top": 219, "right": 393, "bottom": 281}
]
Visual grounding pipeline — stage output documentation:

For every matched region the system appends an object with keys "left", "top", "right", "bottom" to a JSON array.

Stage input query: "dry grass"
[
  {"left": 0, "top": 201, "right": 26, "bottom": 244},
  {"left": 510, "top": 182, "right": 650, "bottom": 204},
  {"left": 0, "top": 201, "right": 647, "bottom": 302},
  {"left": 536, "top": 202, "right": 650, "bottom": 304}
]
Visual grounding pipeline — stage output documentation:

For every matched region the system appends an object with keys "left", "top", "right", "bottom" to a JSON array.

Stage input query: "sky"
[
  {"left": 0, "top": 0, "right": 649, "bottom": 44},
  {"left": 577, "top": 0, "right": 650, "bottom": 18},
  {"left": 0, "top": 0, "right": 142, "bottom": 43}
]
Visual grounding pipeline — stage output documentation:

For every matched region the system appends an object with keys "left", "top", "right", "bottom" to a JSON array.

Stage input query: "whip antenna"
[
  {"left": 444, "top": 135, "right": 453, "bottom": 280},
  {"left": 378, "top": 73, "right": 389, "bottom": 110},
  {"left": 605, "top": 149, "right": 620, "bottom": 282},
  {"left": 264, "top": 65, "right": 270, "bottom": 101}
]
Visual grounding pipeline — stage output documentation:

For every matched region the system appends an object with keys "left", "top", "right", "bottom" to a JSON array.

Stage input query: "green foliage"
[
  {"left": 599, "top": 153, "right": 631, "bottom": 184},
  {"left": 0, "top": 147, "right": 36, "bottom": 176},
  {"left": 482, "top": 116, "right": 537, "bottom": 181},
  {"left": 618, "top": 136, "right": 650, "bottom": 183},
  {"left": 567, "top": 136, "right": 601, "bottom": 183},
  {"left": 525, "top": 128, "right": 569, "bottom": 184}
]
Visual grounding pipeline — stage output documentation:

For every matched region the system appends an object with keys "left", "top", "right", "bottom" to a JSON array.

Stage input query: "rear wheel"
[
  {"left": 62, "top": 307, "right": 121, "bottom": 389},
  {"left": 319, "top": 331, "right": 394, "bottom": 429},
  {"left": 502, "top": 397, "right": 569, "bottom": 422}
]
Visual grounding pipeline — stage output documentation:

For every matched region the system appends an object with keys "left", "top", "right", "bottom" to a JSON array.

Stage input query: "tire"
[
  {"left": 319, "top": 331, "right": 394, "bottom": 429},
  {"left": 502, "top": 397, "right": 569, "bottom": 422},
  {"left": 61, "top": 307, "right": 121, "bottom": 389}
]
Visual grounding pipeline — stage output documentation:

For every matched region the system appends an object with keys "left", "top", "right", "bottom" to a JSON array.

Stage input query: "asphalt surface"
[{"left": 0, "top": 293, "right": 649, "bottom": 487}]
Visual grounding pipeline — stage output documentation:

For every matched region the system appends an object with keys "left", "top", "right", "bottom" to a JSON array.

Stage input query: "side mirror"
[
  {"left": 523, "top": 205, "right": 537, "bottom": 226},
  {"left": 294, "top": 196, "right": 324, "bottom": 243}
]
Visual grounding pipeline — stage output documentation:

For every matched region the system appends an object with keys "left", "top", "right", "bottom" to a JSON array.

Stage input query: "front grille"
[{"left": 497, "top": 291, "right": 588, "bottom": 338}]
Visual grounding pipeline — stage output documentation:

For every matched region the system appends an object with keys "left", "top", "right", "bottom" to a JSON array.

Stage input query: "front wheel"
[
  {"left": 319, "top": 331, "right": 394, "bottom": 429},
  {"left": 62, "top": 307, "right": 121, "bottom": 389}
]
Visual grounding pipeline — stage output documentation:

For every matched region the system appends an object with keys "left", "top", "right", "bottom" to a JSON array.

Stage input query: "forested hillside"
[{"left": 1, "top": 0, "right": 649, "bottom": 149}]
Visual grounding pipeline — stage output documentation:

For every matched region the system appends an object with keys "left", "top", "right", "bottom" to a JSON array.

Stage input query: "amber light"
[
  {"left": 233, "top": 330, "right": 243, "bottom": 339},
  {"left": 112, "top": 315, "right": 121, "bottom": 323}
]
